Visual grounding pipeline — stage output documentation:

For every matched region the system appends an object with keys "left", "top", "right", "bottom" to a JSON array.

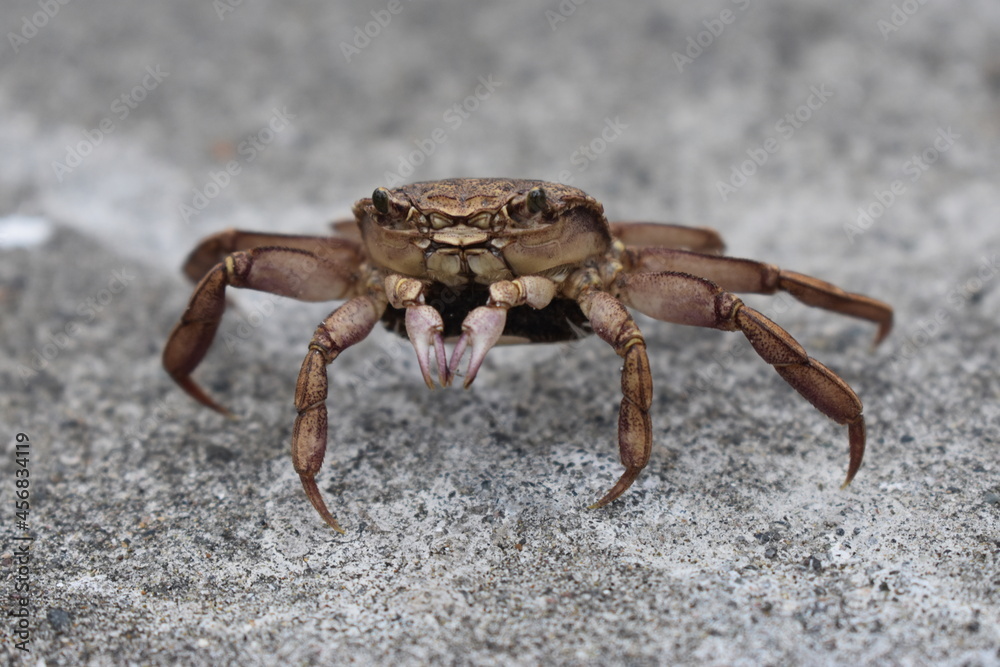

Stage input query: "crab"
[{"left": 163, "top": 177, "right": 893, "bottom": 532}]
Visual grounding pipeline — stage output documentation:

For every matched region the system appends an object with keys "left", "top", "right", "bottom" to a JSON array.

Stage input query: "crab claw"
[
  {"left": 405, "top": 305, "right": 449, "bottom": 388},
  {"left": 448, "top": 306, "right": 507, "bottom": 389}
]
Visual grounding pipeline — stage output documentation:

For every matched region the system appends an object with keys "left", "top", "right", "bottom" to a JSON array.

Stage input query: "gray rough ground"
[{"left": 1, "top": 1, "right": 999, "bottom": 664}]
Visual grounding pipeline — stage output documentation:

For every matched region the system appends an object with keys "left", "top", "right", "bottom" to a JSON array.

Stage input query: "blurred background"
[{"left": 3, "top": 1, "right": 994, "bottom": 270}]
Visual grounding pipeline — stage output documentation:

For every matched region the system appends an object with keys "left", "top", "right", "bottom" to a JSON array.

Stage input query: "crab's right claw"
[{"left": 448, "top": 306, "right": 507, "bottom": 389}]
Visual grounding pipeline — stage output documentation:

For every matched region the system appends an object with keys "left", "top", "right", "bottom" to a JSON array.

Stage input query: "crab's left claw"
[
  {"left": 405, "top": 305, "right": 449, "bottom": 388},
  {"left": 448, "top": 306, "right": 506, "bottom": 388}
]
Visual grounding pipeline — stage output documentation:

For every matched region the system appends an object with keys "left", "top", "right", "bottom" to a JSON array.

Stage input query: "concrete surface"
[{"left": 1, "top": 1, "right": 999, "bottom": 664}]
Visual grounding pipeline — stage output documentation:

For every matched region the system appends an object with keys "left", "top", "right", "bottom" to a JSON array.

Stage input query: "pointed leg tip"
[
  {"left": 587, "top": 493, "right": 617, "bottom": 511},
  {"left": 206, "top": 400, "right": 236, "bottom": 419},
  {"left": 299, "top": 474, "right": 344, "bottom": 534},
  {"left": 588, "top": 467, "right": 642, "bottom": 510},
  {"left": 840, "top": 468, "right": 858, "bottom": 489},
  {"left": 843, "top": 419, "right": 866, "bottom": 488},
  {"left": 872, "top": 318, "right": 893, "bottom": 348},
  {"left": 174, "top": 374, "right": 233, "bottom": 416}
]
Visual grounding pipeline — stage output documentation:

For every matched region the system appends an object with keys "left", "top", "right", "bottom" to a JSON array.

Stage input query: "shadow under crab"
[{"left": 163, "top": 177, "right": 893, "bottom": 533}]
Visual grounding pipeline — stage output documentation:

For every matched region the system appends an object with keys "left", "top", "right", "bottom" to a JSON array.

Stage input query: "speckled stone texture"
[{"left": 1, "top": 1, "right": 998, "bottom": 665}]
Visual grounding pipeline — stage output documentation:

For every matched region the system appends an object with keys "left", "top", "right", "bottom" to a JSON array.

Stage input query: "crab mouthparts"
[{"left": 429, "top": 227, "right": 490, "bottom": 247}]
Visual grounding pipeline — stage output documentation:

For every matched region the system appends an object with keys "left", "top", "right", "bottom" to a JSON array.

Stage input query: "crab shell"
[{"left": 356, "top": 178, "right": 613, "bottom": 288}]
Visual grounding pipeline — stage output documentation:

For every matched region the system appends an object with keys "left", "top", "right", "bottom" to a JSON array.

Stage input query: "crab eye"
[
  {"left": 526, "top": 187, "right": 548, "bottom": 214},
  {"left": 372, "top": 187, "right": 390, "bottom": 214}
]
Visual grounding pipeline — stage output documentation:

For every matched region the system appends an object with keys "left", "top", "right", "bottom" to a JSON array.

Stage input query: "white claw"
[
  {"left": 448, "top": 306, "right": 507, "bottom": 389},
  {"left": 405, "top": 306, "right": 448, "bottom": 388}
]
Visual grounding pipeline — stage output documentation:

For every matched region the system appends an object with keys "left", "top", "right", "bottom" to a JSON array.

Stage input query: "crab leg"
[
  {"left": 163, "top": 247, "right": 359, "bottom": 414},
  {"left": 576, "top": 290, "right": 653, "bottom": 509},
  {"left": 181, "top": 228, "right": 363, "bottom": 283},
  {"left": 293, "top": 295, "right": 386, "bottom": 533},
  {"left": 625, "top": 247, "right": 893, "bottom": 345},
  {"left": 448, "top": 276, "right": 557, "bottom": 388},
  {"left": 329, "top": 219, "right": 363, "bottom": 244},
  {"left": 616, "top": 271, "right": 867, "bottom": 486},
  {"left": 610, "top": 222, "right": 725, "bottom": 254}
]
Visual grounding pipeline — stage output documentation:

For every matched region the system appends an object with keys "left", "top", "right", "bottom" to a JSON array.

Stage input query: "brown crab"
[{"left": 163, "top": 178, "right": 892, "bottom": 532}]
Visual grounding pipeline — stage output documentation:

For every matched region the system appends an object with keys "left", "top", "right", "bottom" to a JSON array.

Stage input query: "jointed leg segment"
[
  {"left": 616, "top": 270, "right": 867, "bottom": 485},
  {"left": 292, "top": 295, "right": 386, "bottom": 534},
  {"left": 163, "top": 246, "right": 359, "bottom": 415},
  {"left": 610, "top": 221, "right": 725, "bottom": 254},
  {"left": 181, "top": 228, "right": 363, "bottom": 283},
  {"left": 625, "top": 247, "right": 893, "bottom": 344},
  {"left": 577, "top": 290, "right": 653, "bottom": 508}
]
